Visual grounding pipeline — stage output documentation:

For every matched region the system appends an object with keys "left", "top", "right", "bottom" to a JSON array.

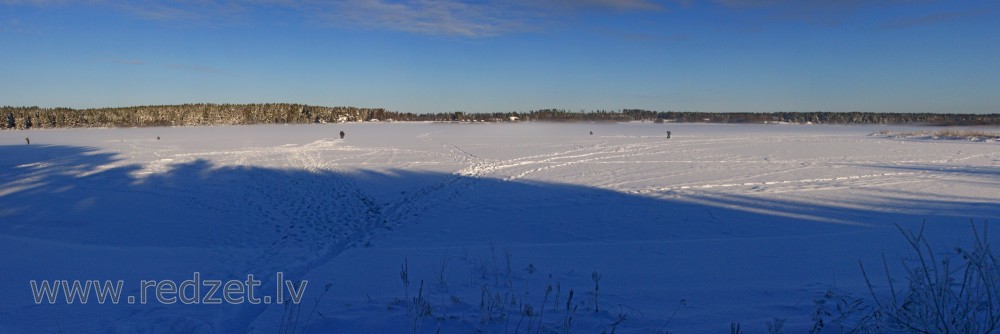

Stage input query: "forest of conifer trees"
[{"left": 2, "top": 104, "right": 998, "bottom": 130}]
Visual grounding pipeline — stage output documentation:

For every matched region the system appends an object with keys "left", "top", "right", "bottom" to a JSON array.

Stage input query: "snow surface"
[{"left": 1, "top": 122, "right": 999, "bottom": 333}]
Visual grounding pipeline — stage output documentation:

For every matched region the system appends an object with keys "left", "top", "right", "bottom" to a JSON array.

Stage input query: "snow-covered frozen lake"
[{"left": 2, "top": 122, "right": 998, "bottom": 333}]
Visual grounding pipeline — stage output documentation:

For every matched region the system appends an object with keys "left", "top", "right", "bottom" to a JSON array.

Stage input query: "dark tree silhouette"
[{"left": 1, "top": 104, "right": 998, "bottom": 129}]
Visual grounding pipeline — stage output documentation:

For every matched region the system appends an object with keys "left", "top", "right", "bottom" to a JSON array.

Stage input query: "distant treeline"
[
  {"left": 0, "top": 104, "right": 390, "bottom": 129},
  {"left": 3, "top": 105, "right": 999, "bottom": 129},
  {"left": 414, "top": 109, "right": 1000, "bottom": 125}
]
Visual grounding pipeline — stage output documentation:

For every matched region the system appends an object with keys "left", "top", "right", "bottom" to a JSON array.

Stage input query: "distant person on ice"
[
  {"left": 667, "top": 131, "right": 671, "bottom": 139},
  {"left": 339, "top": 131, "right": 345, "bottom": 139},
  {"left": 25, "top": 137, "right": 30, "bottom": 145},
  {"left": 589, "top": 131, "right": 593, "bottom": 135}
]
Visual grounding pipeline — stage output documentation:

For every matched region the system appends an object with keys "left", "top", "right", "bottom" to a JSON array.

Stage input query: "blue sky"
[{"left": 0, "top": 0, "right": 997, "bottom": 114}]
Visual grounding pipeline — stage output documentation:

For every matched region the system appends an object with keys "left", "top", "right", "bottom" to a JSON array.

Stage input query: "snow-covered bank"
[{"left": 2, "top": 123, "right": 999, "bottom": 333}]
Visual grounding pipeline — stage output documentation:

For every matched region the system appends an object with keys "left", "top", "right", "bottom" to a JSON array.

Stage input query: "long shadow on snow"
[
  {"left": 859, "top": 163, "right": 1000, "bottom": 179},
  {"left": 1, "top": 144, "right": 998, "bottom": 333}
]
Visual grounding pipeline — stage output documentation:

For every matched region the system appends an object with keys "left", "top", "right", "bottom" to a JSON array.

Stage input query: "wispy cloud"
[
  {"left": 593, "top": 26, "right": 687, "bottom": 43},
  {"left": 320, "top": 0, "right": 666, "bottom": 37},
  {"left": 0, "top": 18, "right": 20, "bottom": 32},
  {"left": 711, "top": 0, "right": 873, "bottom": 26},
  {"left": 313, "top": 0, "right": 668, "bottom": 37},
  {"left": 111, "top": 1, "right": 256, "bottom": 23},
  {"left": 107, "top": 58, "right": 234, "bottom": 74},
  {"left": 540, "top": 0, "right": 666, "bottom": 12},
  {"left": 0, "top": 0, "right": 74, "bottom": 5},
  {"left": 112, "top": 59, "right": 143, "bottom": 65},
  {"left": 165, "top": 63, "right": 235, "bottom": 76},
  {"left": 708, "top": 1, "right": 996, "bottom": 31},
  {"left": 879, "top": 8, "right": 991, "bottom": 30},
  {"left": 2, "top": 0, "right": 253, "bottom": 24},
  {"left": 162, "top": 63, "right": 241, "bottom": 77},
  {"left": 622, "top": 32, "right": 687, "bottom": 43},
  {"left": 115, "top": 2, "right": 200, "bottom": 21},
  {"left": 0, "top": 0, "right": 669, "bottom": 37},
  {"left": 317, "top": 0, "right": 523, "bottom": 37}
]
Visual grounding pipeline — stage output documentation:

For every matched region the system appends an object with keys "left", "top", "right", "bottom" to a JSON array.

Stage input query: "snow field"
[{"left": 1, "top": 122, "right": 998, "bottom": 333}]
